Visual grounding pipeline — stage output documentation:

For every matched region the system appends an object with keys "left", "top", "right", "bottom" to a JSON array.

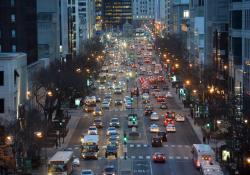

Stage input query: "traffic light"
[
  {"left": 123, "top": 132, "right": 128, "bottom": 145},
  {"left": 206, "top": 123, "right": 210, "bottom": 128}
]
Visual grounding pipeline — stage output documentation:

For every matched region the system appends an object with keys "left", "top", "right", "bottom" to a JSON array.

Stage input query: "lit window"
[
  {"left": 11, "top": 14, "right": 15, "bottom": 22},
  {"left": 12, "top": 45, "right": 16, "bottom": 52},
  {"left": 11, "top": 30, "right": 16, "bottom": 38},
  {"left": 11, "top": 0, "right": 15, "bottom": 7}
]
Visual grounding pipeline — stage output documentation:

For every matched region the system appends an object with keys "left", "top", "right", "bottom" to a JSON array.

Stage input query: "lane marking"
[
  {"left": 178, "top": 145, "right": 183, "bottom": 148},
  {"left": 130, "top": 144, "right": 134, "bottom": 147},
  {"left": 146, "top": 156, "right": 151, "bottom": 159},
  {"left": 136, "top": 144, "right": 141, "bottom": 148},
  {"left": 131, "top": 156, "right": 136, "bottom": 159},
  {"left": 144, "top": 144, "right": 148, "bottom": 147},
  {"left": 184, "top": 156, "right": 189, "bottom": 160},
  {"left": 149, "top": 159, "right": 153, "bottom": 175},
  {"left": 138, "top": 156, "right": 143, "bottom": 159},
  {"left": 171, "top": 145, "right": 175, "bottom": 147},
  {"left": 168, "top": 156, "right": 174, "bottom": 159},
  {"left": 176, "top": 156, "right": 181, "bottom": 159},
  {"left": 163, "top": 144, "right": 168, "bottom": 147}
]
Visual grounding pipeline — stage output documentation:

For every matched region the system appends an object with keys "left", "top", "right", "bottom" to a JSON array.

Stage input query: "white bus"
[
  {"left": 48, "top": 151, "right": 74, "bottom": 175},
  {"left": 192, "top": 144, "right": 215, "bottom": 168}
]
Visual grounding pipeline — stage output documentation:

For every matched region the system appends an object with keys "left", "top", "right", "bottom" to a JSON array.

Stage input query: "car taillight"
[
  {"left": 196, "top": 160, "right": 200, "bottom": 167},
  {"left": 153, "top": 156, "right": 156, "bottom": 159}
]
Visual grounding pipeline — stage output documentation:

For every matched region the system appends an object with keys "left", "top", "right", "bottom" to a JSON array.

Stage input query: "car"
[
  {"left": 142, "top": 93, "right": 149, "bottom": 100},
  {"left": 125, "top": 102, "right": 133, "bottom": 109},
  {"left": 98, "top": 85, "right": 105, "bottom": 90},
  {"left": 95, "top": 97, "right": 101, "bottom": 103},
  {"left": 81, "top": 169, "right": 95, "bottom": 175},
  {"left": 152, "top": 152, "right": 166, "bottom": 163},
  {"left": 108, "top": 135, "right": 119, "bottom": 146},
  {"left": 150, "top": 112, "right": 159, "bottom": 121},
  {"left": 114, "top": 87, "right": 122, "bottom": 94},
  {"left": 114, "top": 99, "right": 123, "bottom": 105},
  {"left": 109, "top": 118, "right": 120, "bottom": 128},
  {"left": 151, "top": 89, "right": 160, "bottom": 97},
  {"left": 144, "top": 105, "right": 153, "bottom": 115},
  {"left": 166, "top": 124, "right": 176, "bottom": 132},
  {"left": 156, "top": 96, "right": 166, "bottom": 102},
  {"left": 88, "top": 126, "right": 98, "bottom": 135},
  {"left": 108, "top": 132, "right": 120, "bottom": 139},
  {"left": 166, "top": 91, "right": 173, "bottom": 98},
  {"left": 157, "top": 131, "right": 168, "bottom": 142},
  {"left": 175, "top": 114, "right": 185, "bottom": 122},
  {"left": 149, "top": 124, "right": 160, "bottom": 133},
  {"left": 106, "top": 127, "right": 117, "bottom": 136},
  {"left": 101, "top": 101, "right": 110, "bottom": 110},
  {"left": 84, "top": 106, "right": 95, "bottom": 113},
  {"left": 93, "top": 118, "right": 103, "bottom": 128},
  {"left": 105, "top": 145, "right": 118, "bottom": 158},
  {"left": 73, "top": 157, "right": 80, "bottom": 167},
  {"left": 93, "top": 107, "right": 103, "bottom": 116},
  {"left": 151, "top": 136, "right": 163, "bottom": 147},
  {"left": 160, "top": 102, "right": 168, "bottom": 109},
  {"left": 102, "top": 165, "right": 116, "bottom": 175},
  {"left": 164, "top": 118, "right": 175, "bottom": 126}
]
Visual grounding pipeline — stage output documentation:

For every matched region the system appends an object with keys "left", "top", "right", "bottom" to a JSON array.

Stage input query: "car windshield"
[
  {"left": 112, "top": 118, "right": 119, "bottom": 122},
  {"left": 104, "top": 167, "right": 115, "bottom": 172},
  {"left": 82, "top": 171, "right": 92, "bottom": 174}
]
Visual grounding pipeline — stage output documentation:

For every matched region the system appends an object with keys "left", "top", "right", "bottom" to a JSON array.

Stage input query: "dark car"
[
  {"left": 103, "top": 165, "right": 116, "bottom": 175},
  {"left": 93, "top": 118, "right": 103, "bottom": 128},
  {"left": 151, "top": 136, "right": 163, "bottom": 147},
  {"left": 144, "top": 105, "right": 153, "bottom": 115},
  {"left": 157, "top": 131, "right": 167, "bottom": 142},
  {"left": 160, "top": 102, "right": 168, "bottom": 109},
  {"left": 109, "top": 118, "right": 120, "bottom": 128},
  {"left": 114, "top": 99, "right": 123, "bottom": 105},
  {"left": 105, "top": 144, "right": 118, "bottom": 158}
]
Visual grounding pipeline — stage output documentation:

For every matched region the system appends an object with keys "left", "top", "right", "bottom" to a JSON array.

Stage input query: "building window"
[
  {"left": 0, "top": 99, "right": 4, "bottom": 113},
  {"left": 245, "top": 10, "right": 250, "bottom": 30},
  {"left": 0, "top": 71, "right": 4, "bottom": 86},
  {"left": 12, "top": 45, "right": 16, "bottom": 52},
  {"left": 232, "top": 10, "right": 242, "bottom": 29},
  {"left": 11, "top": 14, "right": 15, "bottom": 22},
  {"left": 11, "top": 30, "right": 16, "bottom": 38},
  {"left": 10, "top": 0, "right": 15, "bottom": 7}
]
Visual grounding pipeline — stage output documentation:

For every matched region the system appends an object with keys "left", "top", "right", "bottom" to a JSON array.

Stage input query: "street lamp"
[
  {"left": 47, "top": 91, "right": 53, "bottom": 97},
  {"left": 175, "top": 63, "right": 180, "bottom": 69},
  {"left": 185, "top": 80, "right": 191, "bottom": 86},
  {"left": 34, "top": 131, "right": 43, "bottom": 139}
]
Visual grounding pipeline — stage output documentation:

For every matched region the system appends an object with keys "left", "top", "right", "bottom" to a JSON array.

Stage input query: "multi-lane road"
[{"left": 65, "top": 35, "right": 201, "bottom": 175}]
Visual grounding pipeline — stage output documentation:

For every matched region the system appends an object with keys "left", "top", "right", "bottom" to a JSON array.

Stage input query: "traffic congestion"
[{"left": 48, "top": 30, "right": 224, "bottom": 175}]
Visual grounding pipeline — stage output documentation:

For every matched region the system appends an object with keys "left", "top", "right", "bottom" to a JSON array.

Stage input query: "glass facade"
[{"left": 103, "top": 0, "right": 132, "bottom": 29}]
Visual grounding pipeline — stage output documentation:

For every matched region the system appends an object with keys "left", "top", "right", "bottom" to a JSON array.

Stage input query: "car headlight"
[{"left": 48, "top": 173, "right": 52, "bottom": 175}]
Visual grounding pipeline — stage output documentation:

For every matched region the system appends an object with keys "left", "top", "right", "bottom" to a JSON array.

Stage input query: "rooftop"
[{"left": 0, "top": 52, "right": 26, "bottom": 60}]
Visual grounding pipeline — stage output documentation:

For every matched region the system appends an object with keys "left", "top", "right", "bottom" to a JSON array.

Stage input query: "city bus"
[
  {"left": 192, "top": 144, "right": 215, "bottom": 168},
  {"left": 48, "top": 151, "right": 74, "bottom": 175}
]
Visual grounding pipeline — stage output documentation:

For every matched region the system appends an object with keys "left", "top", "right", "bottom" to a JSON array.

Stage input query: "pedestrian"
[
  {"left": 55, "top": 140, "right": 58, "bottom": 149},
  {"left": 207, "top": 134, "right": 211, "bottom": 144},
  {"left": 203, "top": 136, "right": 206, "bottom": 143}
]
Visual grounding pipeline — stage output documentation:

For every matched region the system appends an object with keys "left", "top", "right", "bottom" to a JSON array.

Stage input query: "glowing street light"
[
  {"left": 175, "top": 63, "right": 179, "bottom": 69},
  {"left": 47, "top": 91, "right": 53, "bottom": 97},
  {"left": 185, "top": 80, "right": 191, "bottom": 86},
  {"left": 34, "top": 131, "right": 43, "bottom": 139}
]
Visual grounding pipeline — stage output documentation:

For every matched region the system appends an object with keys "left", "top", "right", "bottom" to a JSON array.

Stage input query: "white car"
[
  {"left": 166, "top": 124, "right": 176, "bottom": 132},
  {"left": 73, "top": 157, "right": 80, "bottom": 167},
  {"left": 175, "top": 114, "right": 185, "bottom": 122},
  {"left": 142, "top": 93, "right": 149, "bottom": 100},
  {"left": 87, "top": 126, "right": 98, "bottom": 135},
  {"left": 150, "top": 112, "right": 159, "bottom": 121},
  {"left": 81, "top": 169, "right": 95, "bottom": 175},
  {"left": 166, "top": 92, "right": 173, "bottom": 98},
  {"left": 98, "top": 85, "right": 105, "bottom": 90},
  {"left": 149, "top": 124, "right": 160, "bottom": 133},
  {"left": 106, "top": 127, "right": 117, "bottom": 136},
  {"left": 101, "top": 101, "right": 110, "bottom": 109}
]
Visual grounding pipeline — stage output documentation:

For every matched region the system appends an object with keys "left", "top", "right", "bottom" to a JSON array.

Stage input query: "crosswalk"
[
  {"left": 97, "top": 155, "right": 192, "bottom": 160},
  {"left": 128, "top": 143, "right": 191, "bottom": 148}
]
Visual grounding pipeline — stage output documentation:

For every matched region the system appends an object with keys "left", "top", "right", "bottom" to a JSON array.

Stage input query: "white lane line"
[
  {"left": 176, "top": 156, "right": 181, "bottom": 159},
  {"left": 137, "top": 144, "right": 141, "bottom": 147},
  {"left": 163, "top": 144, "right": 168, "bottom": 147},
  {"left": 130, "top": 144, "right": 134, "bottom": 147},
  {"left": 171, "top": 145, "right": 175, "bottom": 147},
  {"left": 185, "top": 145, "right": 190, "bottom": 148},
  {"left": 149, "top": 159, "right": 153, "bottom": 175},
  {"left": 138, "top": 156, "right": 143, "bottom": 159},
  {"left": 184, "top": 156, "right": 189, "bottom": 160},
  {"left": 168, "top": 156, "right": 174, "bottom": 159},
  {"left": 144, "top": 144, "right": 148, "bottom": 147},
  {"left": 120, "top": 156, "right": 124, "bottom": 159},
  {"left": 131, "top": 156, "right": 136, "bottom": 159},
  {"left": 178, "top": 145, "right": 183, "bottom": 148},
  {"left": 146, "top": 156, "right": 151, "bottom": 159}
]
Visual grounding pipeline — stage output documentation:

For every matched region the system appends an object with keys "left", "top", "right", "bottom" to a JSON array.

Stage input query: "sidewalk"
[{"left": 32, "top": 109, "right": 83, "bottom": 174}]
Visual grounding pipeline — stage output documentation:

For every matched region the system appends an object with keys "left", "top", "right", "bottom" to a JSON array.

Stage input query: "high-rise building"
[
  {"left": 95, "top": 0, "right": 103, "bottom": 35},
  {"left": 132, "top": 0, "right": 155, "bottom": 21},
  {"left": 103, "top": 0, "right": 132, "bottom": 30},
  {"left": 68, "top": 0, "right": 95, "bottom": 55},
  {"left": 37, "top": 0, "right": 69, "bottom": 61},
  {"left": 0, "top": 0, "right": 38, "bottom": 64}
]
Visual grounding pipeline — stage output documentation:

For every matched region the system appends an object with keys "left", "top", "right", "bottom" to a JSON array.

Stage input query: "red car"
[
  {"left": 164, "top": 118, "right": 175, "bottom": 126},
  {"left": 156, "top": 96, "right": 166, "bottom": 102},
  {"left": 152, "top": 152, "right": 166, "bottom": 163}
]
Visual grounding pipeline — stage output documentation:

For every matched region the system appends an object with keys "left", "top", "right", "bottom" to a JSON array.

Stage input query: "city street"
[{"left": 62, "top": 34, "right": 201, "bottom": 175}]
